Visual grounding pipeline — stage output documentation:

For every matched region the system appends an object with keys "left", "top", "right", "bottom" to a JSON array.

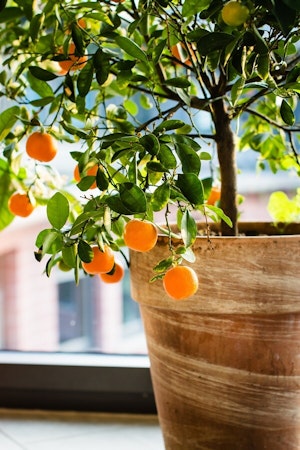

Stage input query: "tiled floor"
[{"left": 0, "top": 409, "right": 165, "bottom": 450}]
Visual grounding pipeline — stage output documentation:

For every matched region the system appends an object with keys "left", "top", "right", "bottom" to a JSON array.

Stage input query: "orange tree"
[{"left": 0, "top": 0, "right": 299, "bottom": 285}]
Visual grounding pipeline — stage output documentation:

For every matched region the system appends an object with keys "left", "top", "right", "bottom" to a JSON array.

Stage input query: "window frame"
[{"left": 0, "top": 352, "right": 156, "bottom": 414}]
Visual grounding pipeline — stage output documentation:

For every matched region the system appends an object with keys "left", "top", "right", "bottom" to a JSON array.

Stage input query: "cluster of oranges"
[
  {"left": 8, "top": 130, "right": 58, "bottom": 219},
  {"left": 82, "top": 245, "right": 125, "bottom": 284},
  {"left": 123, "top": 219, "right": 199, "bottom": 301}
]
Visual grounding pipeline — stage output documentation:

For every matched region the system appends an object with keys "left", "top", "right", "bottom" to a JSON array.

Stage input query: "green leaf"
[
  {"left": 115, "top": 36, "right": 148, "bottom": 63},
  {"left": 106, "top": 195, "right": 133, "bottom": 215},
  {"left": 281, "top": 0, "right": 300, "bottom": 10},
  {"left": 175, "top": 143, "right": 201, "bottom": 175},
  {"left": 151, "top": 183, "right": 170, "bottom": 211},
  {"left": 29, "top": 12, "right": 44, "bottom": 42},
  {"left": 0, "top": 106, "right": 20, "bottom": 141},
  {"left": 119, "top": 182, "right": 147, "bottom": 213},
  {"left": 231, "top": 76, "right": 245, "bottom": 106},
  {"left": 47, "top": 192, "right": 70, "bottom": 230},
  {"left": 257, "top": 53, "right": 270, "bottom": 80},
  {"left": 182, "top": 0, "right": 210, "bottom": 17},
  {"left": 0, "top": 160, "right": 14, "bottom": 230},
  {"left": 40, "top": 230, "right": 63, "bottom": 255},
  {"left": 176, "top": 173, "right": 204, "bottom": 205},
  {"left": 140, "top": 133, "right": 160, "bottom": 156},
  {"left": 267, "top": 190, "right": 300, "bottom": 223},
  {"left": 29, "top": 66, "right": 58, "bottom": 81},
  {"left": 280, "top": 99, "right": 295, "bottom": 125},
  {"left": 181, "top": 209, "right": 197, "bottom": 247},
  {"left": 62, "top": 245, "right": 77, "bottom": 269},
  {"left": 154, "top": 119, "right": 186, "bottom": 134},
  {"left": 158, "top": 144, "right": 177, "bottom": 169},
  {"left": 164, "top": 77, "right": 191, "bottom": 88},
  {"left": 197, "top": 32, "right": 234, "bottom": 56},
  {"left": 77, "top": 59, "right": 94, "bottom": 97},
  {"left": 78, "top": 240, "right": 93, "bottom": 263}
]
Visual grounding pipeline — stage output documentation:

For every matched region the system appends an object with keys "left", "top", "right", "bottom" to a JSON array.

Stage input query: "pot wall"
[{"left": 130, "top": 225, "right": 300, "bottom": 449}]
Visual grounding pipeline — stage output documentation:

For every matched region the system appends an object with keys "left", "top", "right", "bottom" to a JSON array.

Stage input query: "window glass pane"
[{"left": 0, "top": 220, "right": 147, "bottom": 354}]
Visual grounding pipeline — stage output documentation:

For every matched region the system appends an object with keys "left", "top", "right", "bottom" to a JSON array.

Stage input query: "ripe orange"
[
  {"left": 207, "top": 186, "right": 221, "bottom": 205},
  {"left": 221, "top": 1, "right": 249, "bottom": 27},
  {"left": 82, "top": 245, "right": 115, "bottom": 274},
  {"left": 100, "top": 260, "right": 125, "bottom": 283},
  {"left": 58, "top": 42, "right": 88, "bottom": 73},
  {"left": 26, "top": 131, "right": 58, "bottom": 162},
  {"left": 123, "top": 219, "right": 158, "bottom": 252},
  {"left": 163, "top": 265, "right": 199, "bottom": 300},
  {"left": 74, "top": 163, "right": 98, "bottom": 189},
  {"left": 8, "top": 192, "right": 35, "bottom": 218}
]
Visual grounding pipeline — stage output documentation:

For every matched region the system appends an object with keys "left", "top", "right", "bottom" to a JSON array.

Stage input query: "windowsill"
[
  {"left": 0, "top": 350, "right": 150, "bottom": 367},
  {"left": 0, "top": 351, "right": 156, "bottom": 414},
  {"left": 0, "top": 408, "right": 164, "bottom": 449}
]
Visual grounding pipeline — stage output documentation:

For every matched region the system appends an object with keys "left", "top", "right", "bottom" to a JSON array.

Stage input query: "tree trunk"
[{"left": 212, "top": 99, "right": 238, "bottom": 236}]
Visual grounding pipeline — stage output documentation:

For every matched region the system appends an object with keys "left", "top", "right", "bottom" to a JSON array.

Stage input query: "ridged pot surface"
[{"left": 130, "top": 223, "right": 300, "bottom": 450}]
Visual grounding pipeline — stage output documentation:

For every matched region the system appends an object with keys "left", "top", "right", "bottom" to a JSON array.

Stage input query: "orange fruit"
[
  {"left": 207, "top": 186, "right": 221, "bottom": 205},
  {"left": 100, "top": 260, "right": 125, "bottom": 283},
  {"left": 8, "top": 192, "right": 35, "bottom": 218},
  {"left": 163, "top": 265, "right": 199, "bottom": 300},
  {"left": 58, "top": 42, "right": 88, "bottom": 73},
  {"left": 82, "top": 245, "right": 115, "bottom": 274},
  {"left": 111, "top": 0, "right": 125, "bottom": 3},
  {"left": 74, "top": 163, "right": 98, "bottom": 189},
  {"left": 26, "top": 131, "right": 58, "bottom": 162},
  {"left": 123, "top": 219, "right": 158, "bottom": 252},
  {"left": 221, "top": 1, "right": 249, "bottom": 27}
]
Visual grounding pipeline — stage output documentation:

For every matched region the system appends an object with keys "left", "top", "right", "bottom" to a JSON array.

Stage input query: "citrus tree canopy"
[{"left": 0, "top": 0, "right": 299, "bottom": 289}]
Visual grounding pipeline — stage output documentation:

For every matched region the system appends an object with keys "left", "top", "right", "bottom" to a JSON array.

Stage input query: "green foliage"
[
  {"left": 268, "top": 189, "right": 300, "bottom": 223},
  {"left": 0, "top": 0, "right": 299, "bottom": 278}
]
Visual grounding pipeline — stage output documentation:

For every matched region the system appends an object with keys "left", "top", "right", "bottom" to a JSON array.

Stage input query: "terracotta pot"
[{"left": 130, "top": 223, "right": 300, "bottom": 450}]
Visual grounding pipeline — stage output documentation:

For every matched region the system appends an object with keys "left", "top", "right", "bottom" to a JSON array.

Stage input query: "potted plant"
[{"left": 0, "top": 0, "right": 300, "bottom": 448}]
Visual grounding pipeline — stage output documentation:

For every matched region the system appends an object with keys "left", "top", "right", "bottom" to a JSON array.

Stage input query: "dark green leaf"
[
  {"left": 140, "top": 133, "right": 160, "bottom": 156},
  {"left": 164, "top": 77, "right": 191, "bottom": 88},
  {"left": 176, "top": 173, "right": 204, "bottom": 205},
  {"left": 272, "top": 0, "right": 298, "bottom": 34},
  {"left": 147, "top": 161, "right": 167, "bottom": 172},
  {"left": 71, "top": 22, "right": 85, "bottom": 56},
  {"left": 119, "top": 182, "right": 147, "bottom": 213},
  {"left": 115, "top": 36, "right": 148, "bottom": 63},
  {"left": 29, "top": 12, "right": 44, "bottom": 43},
  {"left": 47, "top": 192, "right": 70, "bottom": 230},
  {"left": 154, "top": 119, "right": 186, "bottom": 134},
  {"left": 29, "top": 66, "right": 58, "bottom": 81},
  {"left": 77, "top": 59, "right": 94, "bottom": 97},
  {"left": 0, "top": 0, "right": 7, "bottom": 13},
  {"left": 280, "top": 99, "right": 295, "bottom": 125},
  {"left": 197, "top": 32, "right": 234, "bottom": 56},
  {"left": 30, "top": 97, "right": 54, "bottom": 106},
  {"left": 257, "top": 53, "right": 270, "bottom": 80},
  {"left": 106, "top": 195, "right": 133, "bottom": 215},
  {"left": 78, "top": 240, "right": 93, "bottom": 263},
  {"left": 281, "top": 0, "right": 300, "bottom": 10}
]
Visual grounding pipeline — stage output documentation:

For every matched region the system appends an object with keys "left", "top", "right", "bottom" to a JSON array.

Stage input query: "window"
[{"left": 0, "top": 219, "right": 155, "bottom": 413}]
